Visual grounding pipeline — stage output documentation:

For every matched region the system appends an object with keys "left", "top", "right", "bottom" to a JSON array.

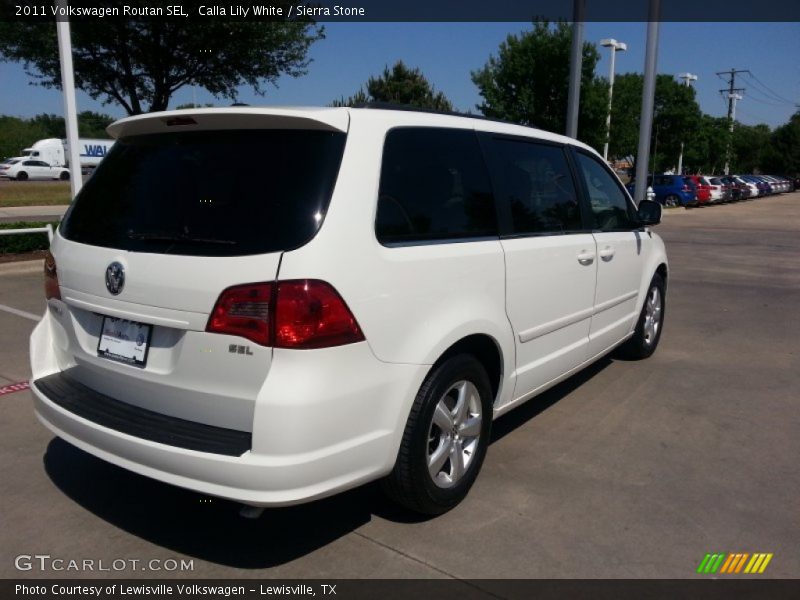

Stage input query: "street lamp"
[
  {"left": 600, "top": 38, "right": 627, "bottom": 162},
  {"left": 677, "top": 73, "right": 698, "bottom": 174}
]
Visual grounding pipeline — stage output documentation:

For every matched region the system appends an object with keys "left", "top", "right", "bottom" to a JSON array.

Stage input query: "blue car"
[{"left": 627, "top": 175, "right": 697, "bottom": 208}]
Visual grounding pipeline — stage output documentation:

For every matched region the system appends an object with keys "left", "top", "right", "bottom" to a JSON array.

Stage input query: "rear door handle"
[
  {"left": 599, "top": 246, "right": 616, "bottom": 261},
  {"left": 577, "top": 251, "right": 595, "bottom": 265}
]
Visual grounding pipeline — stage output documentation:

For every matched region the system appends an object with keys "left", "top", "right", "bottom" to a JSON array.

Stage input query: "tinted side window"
[
  {"left": 574, "top": 151, "right": 635, "bottom": 231},
  {"left": 376, "top": 128, "right": 497, "bottom": 244},
  {"left": 489, "top": 138, "right": 582, "bottom": 235}
]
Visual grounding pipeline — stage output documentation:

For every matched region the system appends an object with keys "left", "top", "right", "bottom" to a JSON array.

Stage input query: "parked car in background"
[
  {"left": 0, "top": 158, "right": 70, "bottom": 181},
  {"left": 778, "top": 175, "right": 795, "bottom": 192},
  {"left": 686, "top": 175, "right": 713, "bottom": 205},
  {"left": 741, "top": 175, "right": 769, "bottom": 197},
  {"left": 748, "top": 175, "right": 773, "bottom": 195},
  {"left": 733, "top": 176, "right": 760, "bottom": 198},
  {"left": 765, "top": 175, "right": 788, "bottom": 194},
  {"left": 760, "top": 175, "right": 779, "bottom": 193},
  {"left": 721, "top": 176, "right": 748, "bottom": 201},
  {"left": 627, "top": 174, "right": 697, "bottom": 207},
  {"left": 707, "top": 177, "right": 730, "bottom": 202}
]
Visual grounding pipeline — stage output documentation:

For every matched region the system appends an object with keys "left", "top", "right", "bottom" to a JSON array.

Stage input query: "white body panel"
[
  {"left": 30, "top": 106, "right": 668, "bottom": 507},
  {"left": 501, "top": 234, "right": 596, "bottom": 405}
]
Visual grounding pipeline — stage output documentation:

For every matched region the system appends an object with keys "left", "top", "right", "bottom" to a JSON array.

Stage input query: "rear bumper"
[{"left": 30, "top": 313, "right": 429, "bottom": 506}]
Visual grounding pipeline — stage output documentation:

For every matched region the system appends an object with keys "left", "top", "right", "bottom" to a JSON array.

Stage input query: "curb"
[{"left": 0, "top": 259, "right": 43, "bottom": 276}]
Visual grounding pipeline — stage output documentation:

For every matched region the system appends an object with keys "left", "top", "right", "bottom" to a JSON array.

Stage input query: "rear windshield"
[{"left": 60, "top": 129, "right": 346, "bottom": 256}]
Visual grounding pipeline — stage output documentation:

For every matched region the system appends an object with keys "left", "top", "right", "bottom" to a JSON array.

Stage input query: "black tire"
[
  {"left": 383, "top": 354, "right": 493, "bottom": 515},
  {"left": 16, "top": 171, "right": 28, "bottom": 181},
  {"left": 619, "top": 273, "right": 666, "bottom": 360},
  {"left": 664, "top": 195, "right": 680, "bottom": 208},
  {"left": 59, "top": 171, "right": 70, "bottom": 181}
]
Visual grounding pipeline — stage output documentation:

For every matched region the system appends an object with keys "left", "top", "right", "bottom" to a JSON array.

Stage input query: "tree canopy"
[
  {"left": 471, "top": 21, "right": 606, "bottom": 149},
  {"left": 332, "top": 61, "right": 453, "bottom": 111},
  {"left": 0, "top": 112, "right": 116, "bottom": 158},
  {"left": 0, "top": 11, "right": 323, "bottom": 114},
  {"left": 607, "top": 73, "right": 703, "bottom": 171},
  {"left": 761, "top": 111, "right": 800, "bottom": 174}
]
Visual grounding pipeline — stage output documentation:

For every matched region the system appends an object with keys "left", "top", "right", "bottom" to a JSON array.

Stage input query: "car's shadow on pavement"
[{"left": 43, "top": 356, "right": 613, "bottom": 569}]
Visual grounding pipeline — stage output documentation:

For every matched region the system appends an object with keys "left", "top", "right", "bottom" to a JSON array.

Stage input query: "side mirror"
[{"left": 637, "top": 199, "right": 661, "bottom": 226}]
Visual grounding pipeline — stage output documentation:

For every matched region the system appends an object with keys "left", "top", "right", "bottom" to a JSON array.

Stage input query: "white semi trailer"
[{"left": 21, "top": 138, "right": 115, "bottom": 169}]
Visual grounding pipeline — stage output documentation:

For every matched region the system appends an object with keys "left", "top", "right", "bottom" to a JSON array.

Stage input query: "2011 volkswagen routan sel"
[{"left": 30, "top": 106, "right": 667, "bottom": 515}]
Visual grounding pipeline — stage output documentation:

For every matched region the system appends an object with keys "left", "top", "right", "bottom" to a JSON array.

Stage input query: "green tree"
[
  {"left": 333, "top": 61, "right": 453, "bottom": 111},
  {"left": 28, "top": 113, "right": 66, "bottom": 138},
  {"left": 174, "top": 103, "right": 216, "bottom": 110},
  {"left": 0, "top": 116, "right": 48, "bottom": 158},
  {"left": 470, "top": 21, "right": 606, "bottom": 149},
  {"left": 682, "top": 114, "right": 728, "bottom": 174},
  {"left": 762, "top": 111, "right": 800, "bottom": 174},
  {"left": 0, "top": 8, "right": 323, "bottom": 115},
  {"left": 14, "top": 112, "right": 115, "bottom": 140},
  {"left": 77, "top": 111, "right": 116, "bottom": 138},
  {"left": 731, "top": 122, "right": 771, "bottom": 174},
  {"left": 607, "top": 73, "right": 702, "bottom": 171}
]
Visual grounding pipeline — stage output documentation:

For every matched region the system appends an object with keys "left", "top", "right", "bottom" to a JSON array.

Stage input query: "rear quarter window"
[{"left": 375, "top": 128, "right": 497, "bottom": 245}]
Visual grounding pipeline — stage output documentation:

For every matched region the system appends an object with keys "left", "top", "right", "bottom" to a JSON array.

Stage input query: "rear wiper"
[{"left": 127, "top": 229, "right": 237, "bottom": 245}]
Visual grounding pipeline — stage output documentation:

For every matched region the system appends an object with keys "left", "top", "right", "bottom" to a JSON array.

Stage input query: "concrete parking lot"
[{"left": 1, "top": 194, "right": 798, "bottom": 579}]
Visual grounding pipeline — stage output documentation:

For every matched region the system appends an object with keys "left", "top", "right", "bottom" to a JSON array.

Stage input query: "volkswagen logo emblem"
[{"left": 105, "top": 262, "right": 125, "bottom": 295}]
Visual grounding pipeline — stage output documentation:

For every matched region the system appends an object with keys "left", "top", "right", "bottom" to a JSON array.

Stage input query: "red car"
[{"left": 686, "top": 175, "right": 712, "bottom": 205}]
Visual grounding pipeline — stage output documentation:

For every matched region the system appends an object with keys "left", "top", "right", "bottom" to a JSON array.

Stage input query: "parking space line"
[
  {"left": 0, "top": 302, "right": 41, "bottom": 322},
  {"left": 0, "top": 381, "right": 30, "bottom": 396}
]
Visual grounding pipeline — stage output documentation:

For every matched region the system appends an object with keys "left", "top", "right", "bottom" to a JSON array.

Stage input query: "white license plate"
[{"left": 97, "top": 317, "right": 152, "bottom": 367}]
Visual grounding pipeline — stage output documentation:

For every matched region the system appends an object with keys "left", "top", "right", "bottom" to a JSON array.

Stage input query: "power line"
[
  {"left": 744, "top": 72, "right": 797, "bottom": 106},
  {"left": 735, "top": 106, "right": 772, "bottom": 125},
  {"left": 744, "top": 90, "right": 790, "bottom": 108}
]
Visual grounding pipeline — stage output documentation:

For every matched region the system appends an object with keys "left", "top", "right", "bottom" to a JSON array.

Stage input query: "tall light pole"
[
  {"left": 676, "top": 73, "right": 697, "bottom": 175},
  {"left": 55, "top": 0, "right": 83, "bottom": 198},
  {"left": 600, "top": 38, "right": 627, "bottom": 162},
  {"left": 633, "top": 0, "right": 661, "bottom": 205},
  {"left": 566, "top": 0, "right": 586, "bottom": 138}
]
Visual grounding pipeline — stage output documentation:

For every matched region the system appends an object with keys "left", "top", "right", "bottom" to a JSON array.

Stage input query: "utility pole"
[
  {"left": 676, "top": 73, "right": 697, "bottom": 175},
  {"left": 717, "top": 68, "right": 748, "bottom": 175}
]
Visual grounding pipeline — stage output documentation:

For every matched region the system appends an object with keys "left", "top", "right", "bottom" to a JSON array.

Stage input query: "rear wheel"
[
  {"left": 16, "top": 171, "right": 28, "bottom": 181},
  {"left": 59, "top": 171, "right": 70, "bottom": 181},
  {"left": 619, "top": 273, "right": 665, "bottom": 360},
  {"left": 664, "top": 195, "right": 680, "bottom": 208},
  {"left": 383, "top": 354, "right": 492, "bottom": 515}
]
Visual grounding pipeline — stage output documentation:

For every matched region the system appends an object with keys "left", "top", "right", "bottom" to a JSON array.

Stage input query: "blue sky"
[{"left": 1, "top": 21, "right": 797, "bottom": 129}]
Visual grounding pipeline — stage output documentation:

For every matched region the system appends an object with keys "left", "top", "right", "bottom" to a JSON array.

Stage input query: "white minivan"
[{"left": 30, "top": 106, "right": 667, "bottom": 515}]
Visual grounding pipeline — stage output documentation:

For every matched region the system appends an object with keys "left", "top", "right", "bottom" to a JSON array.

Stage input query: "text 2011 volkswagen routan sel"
[{"left": 30, "top": 106, "right": 667, "bottom": 515}]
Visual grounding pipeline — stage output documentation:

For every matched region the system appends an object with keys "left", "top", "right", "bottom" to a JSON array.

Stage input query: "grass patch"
[
  {"left": 0, "top": 221, "right": 57, "bottom": 253},
  {"left": 0, "top": 182, "right": 71, "bottom": 207}
]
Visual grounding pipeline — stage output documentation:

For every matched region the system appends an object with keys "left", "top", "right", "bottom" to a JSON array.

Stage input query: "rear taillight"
[
  {"left": 207, "top": 283, "right": 272, "bottom": 345},
  {"left": 44, "top": 250, "right": 60, "bottom": 300},
  {"left": 206, "top": 279, "right": 364, "bottom": 349}
]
